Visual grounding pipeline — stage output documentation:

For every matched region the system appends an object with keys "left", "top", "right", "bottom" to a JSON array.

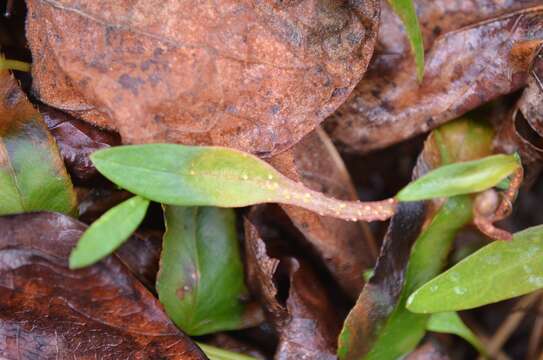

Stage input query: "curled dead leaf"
[
  {"left": 27, "top": 0, "right": 379, "bottom": 156},
  {"left": 244, "top": 208, "right": 340, "bottom": 359}
]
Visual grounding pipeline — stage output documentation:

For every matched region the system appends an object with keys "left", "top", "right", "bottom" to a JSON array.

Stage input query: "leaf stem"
[
  {"left": 196, "top": 342, "right": 257, "bottom": 360},
  {"left": 0, "top": 58, "right": 31, "bottom": 72},
  {"left": 278, "top": 178, "right": 398, "bottom": 221}
]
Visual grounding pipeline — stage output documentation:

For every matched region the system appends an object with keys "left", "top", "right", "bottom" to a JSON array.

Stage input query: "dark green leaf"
[
  {"left": 69, "top": 196, "right": 150, "bottom": 269},
  {"left": 91, "top": 144, "right": 397, "bottom": 222},
  {"left": 0, "top": 69, "right": 76, "bottom": 215},
  {"left": 427, "top": 312, "right": 485, "bottom": 355},
  {"left": 387, "top": 0, "right": 424, "bottom": 80},
  {"left": 407, "top": 225, "right": 543, "bottom": 313},
  {"left": 157, "top": 206, "right": 249, "bottom": 335},
  {"left": 397, "top": 154, "right": 520, "bottom": 201}
]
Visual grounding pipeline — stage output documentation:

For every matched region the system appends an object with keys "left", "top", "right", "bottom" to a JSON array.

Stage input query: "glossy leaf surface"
[
  {"left": 407, "top": 225, "right": 543, "bottom": 313},
  {"left": 397, "top": 154, "right": 520, "bottom": 201},
  {"left": 157, "top": 206, "right": 249, "bottom": 335}
]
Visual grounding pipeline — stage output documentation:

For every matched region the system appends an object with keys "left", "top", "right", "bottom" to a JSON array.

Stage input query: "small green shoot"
[{"left": 69, "top": 196, "right": 150, "bottom": 269}]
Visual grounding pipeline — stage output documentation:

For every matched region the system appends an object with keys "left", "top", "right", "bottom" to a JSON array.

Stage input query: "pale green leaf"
[
  {"left": 69, "top": 196, "right": 150, "bottom": 269},
  {"left": 397, "top": 154, "right": 520, "bottom": 201},
  {"left": 91, "top": 144, "right": 397, "bottom": 222},
  {"left": 387, "top": 0, "right": 424, "bottom": 80},
  {"left": 427, "top": 312, "right": 486, "bottom": 356},
  {"left": 196, "top": 342, "right": 257, "bottom": 360},
  {"left": 407, "top": 225, "right": 543, "bottom": 313}
]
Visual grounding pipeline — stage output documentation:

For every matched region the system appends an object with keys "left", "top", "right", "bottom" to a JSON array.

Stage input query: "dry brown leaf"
[
  {"left": 0, "top": 212, "right": 206, "bottom": 359},
  {"left": 268, "top": 127, "right": 375, "bottom": 298},
  {"left": 41, "top": 104, "right": 120, "bottom": 183},
  {"left": 244, "top": 208, "right": 340, "bottom": 359},
  {"left": 27, "top": 0, "right": 379, "bottom": 156},
  {"left": 326, "top": 1, "right": 543, "bottom": 153},
  {"left": 495, "top": 45, "right": 543, "bottom": 180}
]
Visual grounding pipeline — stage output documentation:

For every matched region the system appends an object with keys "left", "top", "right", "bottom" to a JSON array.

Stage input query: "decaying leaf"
[
  {"left": 41, "top": 104, "right": 120, "bottom": 182},
  {"left": 244, "top": 208, "right": 340, "bottom": 359},
  {"left": 115, "top": 229, "right": 163, "bottom": 292},
  {"left": 337, "top": 201, "right": 427, "bottom": 360},
  {"left": 0, "top": 69, "right": 76, "bottom": 215},
  {"left": 269, "top": 128, "right": 376, "bottom": 298},
  {"left": 0, "top": 212, "right": 206, "bottom": 359},
  {"left": 27, "top": 0, "right": 379, "bottom": 156},
  {"left": 326, "top": 2, "right": 543, "bottom": 153}
]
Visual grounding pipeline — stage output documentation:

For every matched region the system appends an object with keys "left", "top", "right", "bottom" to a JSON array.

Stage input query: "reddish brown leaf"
[
  {"left": 244, "top": 208, "right": 340, "bottom": 359},
  {"left": 268, "top": 128, "right": 376, "bottom": 298},
  {"left": 27, "top": 0, "right": 379, "bottom": 156},
  {"left": 41, "top": 105, "right": 120, "bottom": 183},
  {"left": 0, "top": 212, "right": 206, "bottom": 359},
  {"left": 115, "top": 229, "right": 163, "bottom": 292},
  {"left": 326, "top": 2, "right": 543, "bottom": 153}
]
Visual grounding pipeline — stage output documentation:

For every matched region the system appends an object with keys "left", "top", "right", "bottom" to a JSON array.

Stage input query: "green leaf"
[
  {"left": 91, "top": 144, "right": 397, "bottom": 222},
  {"left": 157, "top": 206, "right": 249, "bottom": 335},
  {"left": 387, "top": 0, "right": 424, "bottom": 80},
  {"left": 396, "top": 154, "right": 520, "bottom": 201},
  {"left": 355, "top": 196, "right": 473, "bottom": 360},
  {"left": 69, "top": 196, "right": 150, "bottom": 269},
  {"left": 0, "top": 69, "right": 76, "bottom": 215},
  {"left": 407, "top": 224, "right": 543, "bottom": 313},
  {"left": 338, "top": 118, "right": 493, "bottom": 360},
  {"left": 427, "top": 312, "right": 486, "bottom": 356},
  {"left": 196, "top": 342, "right": 257, "bottom": 360}
]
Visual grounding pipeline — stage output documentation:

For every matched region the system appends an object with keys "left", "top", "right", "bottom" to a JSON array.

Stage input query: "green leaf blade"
[
  {"left": 90, "top": 144, "right": 397, "bottom": 222},
  {"left": 387, "top": 0, "right": 424, "bottom": 80},
  {"left": 407, "top": 225, "right": 543, "bottom": 313},
  {"left": 397, "top": 154, "right": 520, "bottom": 201},
  {"left": 427, "top": 312, "right": 485, "bottom": 355},
  {"left": 91, "top": 144, "right": 279, "bottom": 207},
  {"left": 157, "top": 206, "right": 249, "bottom": 336},
  {"left": 69, "top": 196, "right": 150, "bottom": 269}
]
